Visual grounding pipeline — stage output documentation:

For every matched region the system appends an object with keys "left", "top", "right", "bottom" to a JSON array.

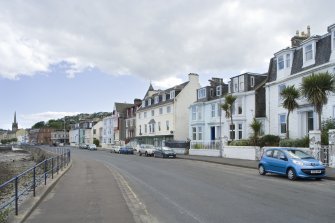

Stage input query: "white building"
[
  {"left": 136, "top": 73, "right": 200, "bottom": 146},
  {"left": 91, "top": 120, "right": 103, "bottom": 146},
  {"left": 265, "top": 24, "right": 335, "bottom": 139}
]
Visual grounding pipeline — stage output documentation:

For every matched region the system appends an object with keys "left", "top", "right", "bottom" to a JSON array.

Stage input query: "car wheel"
[
  {"left": 145, "top": 152, "right": 148, "bottom": 157},
  {"left": 258, "top": 165, "right": 266, "bottom": 175},
  {"left": 139, "top": 152, "right": 142, "bottom": 156},
  {"left": 287, "top": 168, "right": 297, "bottom": 181}
]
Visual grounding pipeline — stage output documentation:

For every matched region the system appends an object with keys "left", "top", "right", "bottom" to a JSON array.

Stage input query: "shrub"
[
  {"left": 229, "top": 140, "right": 250, "bottom": 146},
  {"left": 258, "top": 135, "right": 280, "bottom": 147},
  {"left": 279, "top": 136, "right": 309, "bottom": 148},
  {"left": 321, "top": 118, "right": 335, "bottom": 145}
]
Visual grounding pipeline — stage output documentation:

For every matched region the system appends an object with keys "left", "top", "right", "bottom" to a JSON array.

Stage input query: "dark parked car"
[
  {"left": 259, "top": 148, "right": 326, "bottom": 180},
  {"left": 119, "top": 146, "right": 134, "bottom": 154},
  {"left": 154, "top": 147, "right": 176, "bottom": 158}
]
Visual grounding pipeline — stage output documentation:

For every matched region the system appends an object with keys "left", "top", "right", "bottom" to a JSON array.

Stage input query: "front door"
[{"left": 211, "top": 127, "right": 215, "bottom": 141}]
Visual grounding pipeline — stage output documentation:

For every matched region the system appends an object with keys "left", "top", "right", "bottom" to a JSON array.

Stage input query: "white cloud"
[
  {"left": 152, "top": 77, "right": 183, "bottom": 89},
  {"left": 0, "top": 0, "right": 334, "bottom": 81},
  {"left": 19, "top": 112, "right": 80, "bottom": 129}
]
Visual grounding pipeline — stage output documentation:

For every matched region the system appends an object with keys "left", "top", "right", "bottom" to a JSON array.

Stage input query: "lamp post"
[
  {"left": 219, "top": 97, "right": 223, "bottom": 158},
  {"left": 63, "top": 117, "right": 66, "bottom": 145}
]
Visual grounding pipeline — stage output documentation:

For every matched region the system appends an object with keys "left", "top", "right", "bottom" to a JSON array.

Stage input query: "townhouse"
[
  {"left": 69, "top": 120, "right": 96, "bottom": 146},
  {"left": 265, "top": 24, "right": 335, "bottom": 138},
  {"left": 125, "top": 99, "right": 142, "bottom": 144},
  {"left": 189, "top": 78, "right": 228, "bottom": 142},
  {"left": 136, "top": 73, "right": 200, "bottom": 146}
]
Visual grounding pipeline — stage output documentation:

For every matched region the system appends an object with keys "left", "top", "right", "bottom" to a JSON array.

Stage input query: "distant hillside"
[{"left": 31, "top": 112, "right": 113, "bottom": 130}]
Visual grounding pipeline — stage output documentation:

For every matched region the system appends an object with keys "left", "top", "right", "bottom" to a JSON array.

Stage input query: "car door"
[{"left": 271, "top": 150, "right": 288, "bottom": 174}]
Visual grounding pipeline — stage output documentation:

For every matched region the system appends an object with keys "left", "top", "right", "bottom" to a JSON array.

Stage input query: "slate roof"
[
  {"left": 115, "top": 102, "right": 134, "bottom": 113},
  {"left": 267, "top": 34, "right": 332, "bottom": 83}
]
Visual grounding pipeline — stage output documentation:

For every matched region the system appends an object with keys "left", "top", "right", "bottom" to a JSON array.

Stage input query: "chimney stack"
[{"left": 291, "top": 26, "right": 310, "bottom": 47}]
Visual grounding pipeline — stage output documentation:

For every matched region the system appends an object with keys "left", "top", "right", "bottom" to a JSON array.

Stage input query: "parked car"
[
  {"left": 138, "top": 144, "right": 155, "bottom": 156},
  {"left": 119, "top": 146, "right": 134, "bottom": 154},
  {"left": 111, "top": 145, "right": 121, "bottom": 153},
  {"left": 258, "top": 148, "right": 326, "bottom": 180},
  {"left": 88, "top": 144, "right": 97, "bottom": 150},
  {"left": 154, "top": 147, "right": 176, "bottom": 158},
  {"left": 79, "top": 144, "right": 89, "bottom": 149}
]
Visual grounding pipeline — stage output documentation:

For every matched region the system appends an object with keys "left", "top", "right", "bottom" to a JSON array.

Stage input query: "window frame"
[
  {"left": 216, "top": 85, "right": 222, "bottom": 96},
  {"left": 250, "top": 76, "right": 255, "bottom": 87},
  {"left": 305, "top": 44, "right": 313, "bottom": 61},
  {"left": 285, "top": 53, "right": 291, "bottom": 68},
  {"left": 211, "top": 104, "right": 216, "bottom": 117},
  {"left": 279, "top": 114, "right": 287, "bottom": 134},
  {"left": 278, "top": 55, "right": 284, "bottom": 70},
  {"left": 198, "top": 88, "right": 206, "bottom": 99}
]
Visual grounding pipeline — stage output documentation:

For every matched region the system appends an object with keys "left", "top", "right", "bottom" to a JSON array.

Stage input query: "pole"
[{"left": 219, "top": 97, "right": 223, "bottom": 158}]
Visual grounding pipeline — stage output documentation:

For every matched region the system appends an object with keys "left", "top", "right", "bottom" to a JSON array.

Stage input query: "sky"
[{"left": 0, "top": 0, "right": 334, "bottom": 130}]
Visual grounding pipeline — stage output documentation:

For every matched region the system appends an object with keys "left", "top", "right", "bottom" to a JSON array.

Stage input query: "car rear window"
[{"left": 265, "top": 150, "right": 273, "bottom": 157}]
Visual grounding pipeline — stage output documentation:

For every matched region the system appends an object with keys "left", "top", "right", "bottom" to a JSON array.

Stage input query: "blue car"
[
  {"left": 119, "top": 146, "right": 134, "bottom": 154},
  {"left": 259, "top": 148, "right": 326, "bottom": 180}
]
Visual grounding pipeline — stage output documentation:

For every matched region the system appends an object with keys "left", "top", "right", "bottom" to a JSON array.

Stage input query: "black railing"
[{"left": 0, "top": 149, "right": 71, "bottom": 217}]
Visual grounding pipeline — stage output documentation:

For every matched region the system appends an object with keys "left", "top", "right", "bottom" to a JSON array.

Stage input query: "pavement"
[
  {"left": 12, "top": 155, "right": 135, "bottom": 223},
  {"left": 177, "top": 154, "right": 335, "bottom": 181}
]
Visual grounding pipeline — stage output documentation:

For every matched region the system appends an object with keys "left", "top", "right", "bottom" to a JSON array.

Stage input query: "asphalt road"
[{"left": 25, "top": 148, "right": 335, "bottom": 223}]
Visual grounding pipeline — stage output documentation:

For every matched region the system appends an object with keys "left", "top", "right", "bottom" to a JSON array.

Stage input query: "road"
[{"left": 26, "top": 147, "right": 335, "bottom": 223}]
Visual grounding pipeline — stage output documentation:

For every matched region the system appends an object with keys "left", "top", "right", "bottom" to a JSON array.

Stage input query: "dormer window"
[
  {"left": 142, "top": 100, "right": 145, "bottom": 108},
  {"left": 170, "top": 90, "right": 175, "bottom": 99},
  {"left": 285, "top": 54, "right": 291, "bottom": 68},
  {"left": 198, "top": 88, "right": 206, "bottom": 99},
  {"left": 305, "top": 44, "right": 313, "bottom": 61},
  {"left": 278, "top": 55, "right": 284, "bottom": 70},
  {"left": 148, "top": 99, "right": 151, "bottom": 106},
  {"left": 162, "top": 94, "right": 166, "bottom": 101},
  {"left": 154, "top": 96, "right": 159, "bottom": 104},
  {"left": 216, "top": 85, "right": 222, "bottom": 96}
]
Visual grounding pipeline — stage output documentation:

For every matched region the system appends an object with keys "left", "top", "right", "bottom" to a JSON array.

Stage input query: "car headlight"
[
  {"left": 293, "top": 160, "right": 304, "bottom": 166},
  {"left": 318, "top": 161, "right": 323, "bottom": 166}
]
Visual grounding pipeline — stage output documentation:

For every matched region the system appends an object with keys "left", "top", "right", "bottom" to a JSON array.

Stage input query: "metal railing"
[
  {"left": 191, "top": 140, "right": 221, "bottom": 150},
  {"left": 0, "top": 148, "right": 71, "bottom": 217}
]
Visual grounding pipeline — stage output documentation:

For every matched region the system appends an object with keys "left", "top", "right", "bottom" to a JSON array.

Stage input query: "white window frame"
[
  {"left": 151, "top": 110, "right": 155, "bottom": 116},
  {"left": 238, "top": 123, "right": 243, "bottom": 139},
  {"left": 148, "top": 99, "right": 151, "bottom": 106},
  {"left": 198, "top": 88, "right": 206, "bottom": 99},
  {"left": 211, "top": 104, "right": 216, "bottom": 117},
  {"left": 166, "top": 120, "right": 170, "bottom": 131},
  {"left": 192, "top": 106, "right": 197, "bottom": 121},
  {"left": 159, "top": 107, "right": 163, "bottom": 115},
  {"left": 197, "top": 106, "right": 202, "bottom": 120},
  {"left": 162, "top": 94, "right": 166, "bottom": 101},
  {"left": 170, "top": 90, "right": 175, "bottom": 99},
  {"left": 144, "top": 112, "right": 147, "bottom": 118},
  {"left": 279, "top": 114, "right": 287, "bottom": 134},
  {"left": 192, "top": 127, "right": 197, "bottom": 140},
  {"left": 305, "top": 44, "right": 313, "bottom": 61},
  {"left": 158, "top": 122, "right": 161, "bottom": 131},
  {"left": 197, "top": 126, "right": 203, "bottom": 140},
  {"left": 285, "top": 53, "right": 291, "bottom": 68},
  {"left": 167, "top": 106, "right": 171, "bottom": 113},
  {"left": 154, "top": 96, "right": 159, "bottom": 104},
  {"left": 216, "top": 85, "right": 222, "bottom": 96},
  {"left": 278, "top": 55, "right": 284, "bottom": 70}
]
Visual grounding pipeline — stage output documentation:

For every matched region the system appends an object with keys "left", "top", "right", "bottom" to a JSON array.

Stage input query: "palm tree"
[
  {"left": 300, "top": 72, "right": 335, "bottom": 130},
  {"left": 249, "top": 118, "right": 262, "bottom": 145},
  {"left": 280, "top": 85, "right": 300, "bottom": 139},
  {"left": 221, "top": 94, "right": 237, "bottom": 140}
]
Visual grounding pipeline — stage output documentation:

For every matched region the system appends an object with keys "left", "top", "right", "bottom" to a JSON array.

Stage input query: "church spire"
[{"left": 12, "top": 111, "right": 18, "bottom": 132}]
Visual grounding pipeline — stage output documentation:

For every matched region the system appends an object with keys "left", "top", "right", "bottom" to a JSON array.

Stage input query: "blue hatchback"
[{"left": 259, "top": 148, "right": 326, "bottom": 180}]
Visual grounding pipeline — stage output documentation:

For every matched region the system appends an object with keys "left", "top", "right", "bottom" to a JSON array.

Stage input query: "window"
[
  {"left": 305, "top": 44, "right": 313, "bottom": 61},
  {"left": 138, "top": 113, "right": 141, "bottom": 119},
  {"left": 210, "top": 88, "right": 214, "bottom": 97},
  {"left": 148, "top": 99, "right": 151, "bottom": 106},
  {"left": 198, "top": 88, "right": 206, "bottom": 99},
  {"left": 166, "top": 121, "right": 169, "bottom": 130},
  {"left": 237, "top": 98, "right": 242, "bottom": 114},
  {"left": 239, "top": 81, "right": 244, "bottom": 91},
  {"left": 154, "top": 96, "right": 159, "bottom": 104},
  {"left": 192, "top": 106, "right": 197, "bottom": 120},
  {"left": 234, "top": 83, "right": 238, "bottom": 92},
  {"left": 286, "top": 54, "right": 291, "bottom": 68},
  {"left": 250, "top": 76, "right": 255, "bottom": 87},
  {"left": 307, "top": 111, "right": 314, "bottom": 132},
  {"left": 229, "top": 124, "right": 235, "bottom": 140},
  {"left": 139, "top": 125, "right": 142, "bottom": 134},
  {"left": 278, "top": 55, "right": 284, "bottom": 70},
  {"left": 278, "top": 84, "right": 286, "bottom": 102},
  {"left": 279, "top": 114, "right": 286, "bottom": 134},
  {"left": 211, "top": 104, "right": 216, "bottom": 117},
  {"left": 142, "top": 101, "right": 145, "bottom": 108},
  {"left": 158, "top": 122, "right": 161, "bottom": 131},
  {"left": 144, "top": 112, "right": 147, "bottom": 118},
  {"left": 170, "top": 90, "right": 175, "bottom": 99},
  {"left": 197, "top": 106, "right": 202, "bottom": 120},
  {"left": 265, "top": 150, "right": 273, "bottom": 157},
  {"left": 162, "top": 94, "right": 166, "bottom": 101},
  {"left": 238, "top": 124, "right": 243, "bottom": 139},
  {"left": 159, "top": 107, "right": 163, "bottom": 114},
  {"left": 151, "top": 110, "right": 155, "bottom": 116},
  {"left": 192, "top": 127, "right": 197, "bottom": 140},
  {"left": 144, "top": 124, "right": 147, "bottom": 133},
  {"left": 217, "top": 103, "right": 221, "bottom": 117},
  {"left": 197, "top": 126, "right": 203, "bottom": 140},
  {"left": 216, "top": 86, "right": 222, "bottom": 96},
  {"left": 167, "top": 106, "right": 171, "bottom": 113}
]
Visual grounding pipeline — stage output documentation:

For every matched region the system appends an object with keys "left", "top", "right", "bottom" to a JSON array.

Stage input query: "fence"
[
  {"left": 0, "top": 148, "right": 71, "bottom": 218},
  {"left": 311, "top": 146, "right": 335, "bottom": 167},
  {"left": 190, "top": 140, "right": 221, "bottom": 150}
]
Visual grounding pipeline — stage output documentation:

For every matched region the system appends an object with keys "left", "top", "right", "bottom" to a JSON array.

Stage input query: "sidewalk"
[
  {"left": 178, "top": 154, "right": 335, "bottom": 181},
  {"left": 21, "top": 156, "right": 135, "bottom": 223}
]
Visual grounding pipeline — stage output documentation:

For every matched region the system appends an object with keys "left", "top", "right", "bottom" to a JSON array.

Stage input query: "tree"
[
  {"left": 221, "top": 94, "right": 237, "bottom": 140},
  {"left": 280, "top": 85, "right": 300, "bottom": 139},
  {"left": 300, "top": 72, "right": 335, "bottom": 130},
  {"left": 249, "top": 118, "right": 262, "bottom": 146},
  {"left": 32, "top": 121, "right": 45, "bottom": 129}
]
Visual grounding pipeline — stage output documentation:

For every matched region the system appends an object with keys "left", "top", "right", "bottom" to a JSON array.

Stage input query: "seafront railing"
[{"left": 0, "top": 148, "right": 71, "bottom": 218}]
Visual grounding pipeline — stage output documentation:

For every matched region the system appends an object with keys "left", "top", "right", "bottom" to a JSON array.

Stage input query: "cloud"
[
  {"left": 19, "top": 112, "right": 80, "bottom": 129},
  {"left": 0, "top": 0, "right": 334, "bottom": 82},
  {"left": 152, "top": 77, "right": 183, "bottom": 89}
]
